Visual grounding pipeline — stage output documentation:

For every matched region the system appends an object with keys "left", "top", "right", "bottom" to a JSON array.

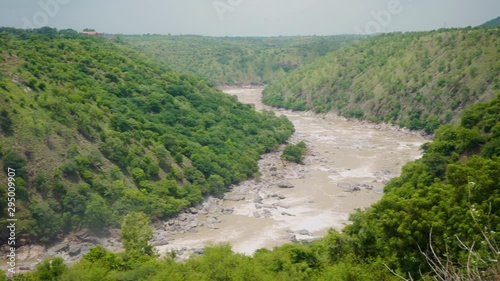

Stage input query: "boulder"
[
  {"left": 253, "top": 194, "right": 263, "bottom": 203},
  {"left": 19, "top": 265, "right": 35, "bottom": 271},
  {"left": 262, "top": 209, "right": 273, "bottom": 218},
  {"left": 262, "top": 204, "right": 277, "bottom": 209},
  {"left": 225, "top": 195, "right": 246, "bottom": 202},
  {"left": 51, "top": 243, "right": 69, "bottom": 253},
  {"left": 207, "top": 204, "right": 221, "bottom": 214},
  {"left": 193, "top": 248, "right": 204, "bottom": 255},
  {"left": 277, "top": 202, "right": 290, "bottom": 209},
  {"left": 75, "top": 228, "right": 89, "bottom": 239},
  {"left": 298, "top": 229, "right": 311, "bottom": 236},
  {"left": 68, "top": 244, "right": 81, "bottom": 257},
  {"left": 253, "top": 211, "right": 261, "bottom": 218},
  {"left": 82, "top": 236, "right": 101, "bottom": 244},
  {"left": 277, "top": 182, "right": 294, "bottom": 188},
  {"left": 337, "top": 182, "right": 352, "bottom": 189},
  {"left": 153, "top": 239, "right": 169, "bottom": 246}
]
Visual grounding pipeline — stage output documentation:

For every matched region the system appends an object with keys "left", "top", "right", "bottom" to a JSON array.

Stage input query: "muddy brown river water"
[{"left": 156, "top": 87, "right": 428, "bottom": 257}]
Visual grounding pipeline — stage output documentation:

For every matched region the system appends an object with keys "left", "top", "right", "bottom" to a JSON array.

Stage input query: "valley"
[
  {"left": 0, "top": 23, "right": 498, "bottom": 280},
  {"left": 156, "top": 87, "right": 427, "bottom": 258},
  {"left": 6, "top": 87, "right": 427, "bottom": 268}
]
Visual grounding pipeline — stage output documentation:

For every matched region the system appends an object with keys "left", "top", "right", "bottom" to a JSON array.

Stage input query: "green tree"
[
  {"left": 35, "top": 257, "right": 67, "bottom": 281},
  {"left": 121, "top": 211, "right": 154, "bottom": 257},
  {"left": 83, "top": 245, "right": 124, "bottom": 270},
  {"left": 29, "top": 201, "right": 62, "bottom": 243},
  {"left": 84, "top": 194, "right": 114, "bottom": 231},
  {"left": 281, "top": 141, "right": 307, "bottom": 164},
  {"left": 0, "top": 110, "right": 13, "bottom": 135},
  {"left": 131, "top": 167, "right": 147, "bottom": 183},
  {"left": 207, "top": 174, "right": 226, "bottom": 197},
  {"left": 1, "top": 150, "right": 27, "bottom": 175}
]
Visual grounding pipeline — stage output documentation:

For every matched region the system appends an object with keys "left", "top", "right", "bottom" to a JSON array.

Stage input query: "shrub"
[
  {"left": 35, "top": 257, "right": 67, "bottom": 280},
  {"left": 2, "top": 150, "right": 26, "bottom": 175},
  {"left": 0, "top": 110, "right": 13, "bottom": 135},
  {"left": 121, "top": 211, "right": 154, "bottom": 257},
  {"left": 281, "top": 141, "right": 307, "bottom": 164},
  {"left": 27, "top": 77, "right": 38, "bottom": 89}
]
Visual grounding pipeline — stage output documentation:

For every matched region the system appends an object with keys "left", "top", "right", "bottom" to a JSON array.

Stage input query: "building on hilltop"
[{"left": 80, "top": 29, "right": 103, "bottom": 37}]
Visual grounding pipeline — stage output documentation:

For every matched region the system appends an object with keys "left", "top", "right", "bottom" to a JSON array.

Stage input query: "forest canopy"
[
  {"left": 263, "top": 27, "right": 500, "bottom": 133},
  {"left": 0, "top": 28, "right": 294, "bottom": 244}
]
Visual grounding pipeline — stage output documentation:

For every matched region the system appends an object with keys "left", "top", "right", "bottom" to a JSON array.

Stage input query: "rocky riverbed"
[
  {"left": 153, "top": 87, "right": 428, "bottom": 258},
  {"left": 4, "top": 87, "right": 428, "bottom": 271}
]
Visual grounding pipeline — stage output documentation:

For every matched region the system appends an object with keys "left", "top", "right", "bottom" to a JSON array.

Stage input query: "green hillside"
[
  {"left": 481, "top": 16, "right": 500, "bottom": 27},
  {"left": 0, "top": 27, "right": 293, "bottom": 244},
  {"left": 263, "top": 27, "right": 500, "bottom": 133},
  {"left": 124, "top": 35, "right": 363, "bottom": 86},
  {"left": 12, "top": 92, "right": 500, "bottom": 281}
]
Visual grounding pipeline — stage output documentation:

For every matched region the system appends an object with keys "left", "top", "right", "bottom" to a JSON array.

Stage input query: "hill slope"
[
  {"left": 124, "top": 35, "right": 363, "bottom": 86},
  {"left": 0, "top": 28, "right": 293, "bottom": 244},
  {"left": 481, "top": 16, "right": 500, "bottom": 27},
  {"left": 263, "top": 27, "right": 499, "bottom": 132}
]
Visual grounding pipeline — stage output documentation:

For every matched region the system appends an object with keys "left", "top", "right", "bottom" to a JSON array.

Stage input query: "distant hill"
[
  {"left": 124, "top": 35, "right": 364, "bottom": 86},
  {"left": 0, "top": 28, "right": 293, "bottom": 244},
  {"left": 263, "top": 27, "right": 500, "bottom": 133},
  {"left": 481, "top": 16, "right": 500, "bottom": 27}
]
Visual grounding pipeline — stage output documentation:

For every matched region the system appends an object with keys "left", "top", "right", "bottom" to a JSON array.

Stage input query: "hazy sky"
[{"left": 1, "top": 0, "right": 499, "bottom": 36}]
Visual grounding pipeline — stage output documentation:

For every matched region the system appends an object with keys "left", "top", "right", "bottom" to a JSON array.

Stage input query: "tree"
[
  {"left": 35, "top": 257, "right": 67, "bottom": 280},
  {"left": 207, "top": 174, "right": 226, "bottom": 197},
  {"left": 0, "top": 110, "right": 13, "bottom": 135},
  {"left": 1, "top": 150, "right": 27, "bottom": 179},
  {"left": 281, "top": 141, "right": 307, "bottom": 164},
  {"left": 120, "top": 212, "right": 154, "bottom": 257},
  {"left": 29, "top": 201, "right": 62, "bottom": 243},
  {"left": 131, "top": 167, "right": 147, "bottom": 184},
  {"left": 84, "top": 194, "right": 114, "bottom": 231},
  {"left": 83, "top": 245, "right": 124, "bottom": 270}
]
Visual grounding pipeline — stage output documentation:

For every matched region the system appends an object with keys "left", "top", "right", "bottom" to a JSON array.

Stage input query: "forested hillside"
[
  {"left": 0, "top": 28, "right": 293, "bottom": 244},
  {"left": 263, "top": 27, "right": 499, "bottom": 132},
  {"left": 481, "top": 16, "right": 500, "bottom": 27},
  {"left": 124, "top": 35, "right": 363, "bottom": 85},
  {"left": 10, "top": 91, "right": 500, "bottom": 281}
]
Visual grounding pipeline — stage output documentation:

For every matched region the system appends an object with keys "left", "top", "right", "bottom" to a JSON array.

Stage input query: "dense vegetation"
[
  {"left": 0, "top": 27, "right": 294, "bottom": 244},
  {"left": 124, "top": 35, "right": 363, "bottom": 86},
  {"left": 481, "top": 16, "right": 500, "bottom": 27},
  {"left": 263, "top": 27, "right": 499, "bottom": 133},
  {"left": 281, "top": 141, "right": 307, "bottom": 164},
  {"left": 7, "top": 93, "right": 499, "bottom": 281}
]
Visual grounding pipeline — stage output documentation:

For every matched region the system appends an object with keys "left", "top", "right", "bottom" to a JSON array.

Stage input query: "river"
[{"left": 155, "top": 87, "right": 428, "bottom": 257}]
